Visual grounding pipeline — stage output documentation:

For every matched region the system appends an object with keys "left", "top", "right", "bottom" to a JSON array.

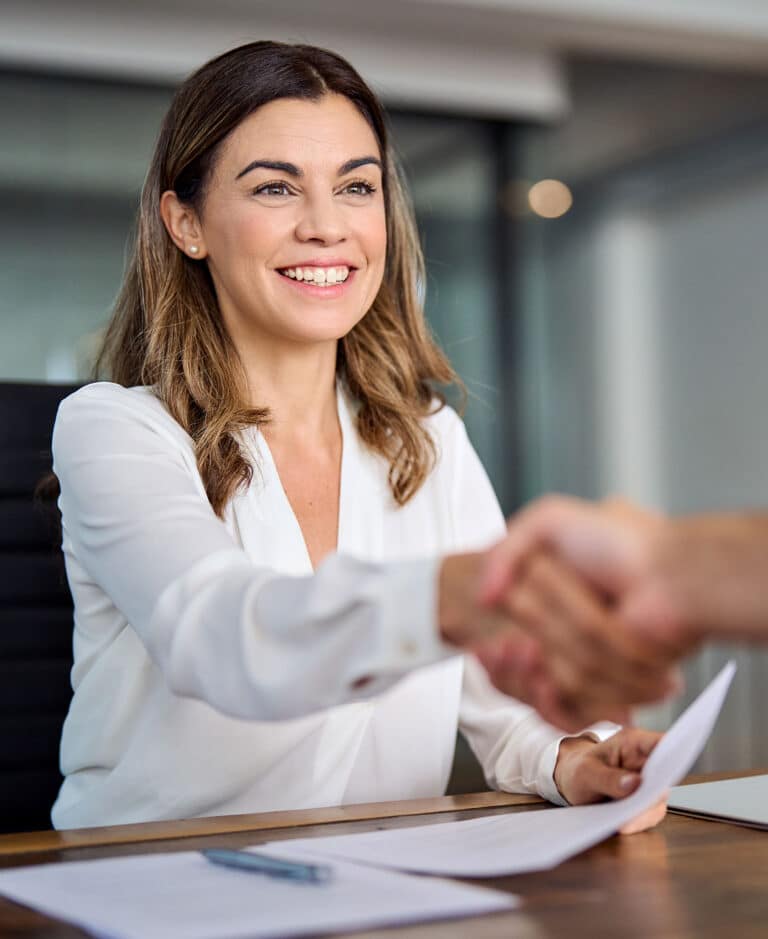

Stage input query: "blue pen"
[{"left": 202, "top": 848, "right": 334, "bottom": 883}]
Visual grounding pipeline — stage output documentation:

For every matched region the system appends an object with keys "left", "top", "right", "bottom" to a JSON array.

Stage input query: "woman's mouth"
[{"left": 278, "top": 265, "right": 351, "bottom": 286}]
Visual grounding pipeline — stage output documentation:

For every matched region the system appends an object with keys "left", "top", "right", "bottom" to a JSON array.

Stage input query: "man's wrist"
[{"left": 656, "top": 514, "right": 768, "bottom": 642}]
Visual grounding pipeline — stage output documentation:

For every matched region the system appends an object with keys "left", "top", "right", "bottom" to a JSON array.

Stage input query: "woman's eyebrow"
[
  {"left": 235, "top": 155, "right": 382, "bottom": 181},
  {"left": 235, "top": 159, "right": 301, "bottom": 180},
  {"left": 339, "top": 156, "right": 381, "bottom": 175}
]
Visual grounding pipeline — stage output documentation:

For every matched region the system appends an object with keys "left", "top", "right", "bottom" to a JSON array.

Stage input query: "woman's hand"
[{"left": 554, "top": 727, "right": 667, "bottom": 834}]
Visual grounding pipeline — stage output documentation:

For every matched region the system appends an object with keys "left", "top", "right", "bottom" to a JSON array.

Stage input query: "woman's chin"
[{"left": 283, "top": 311, "right": 368, "bottom": 345}]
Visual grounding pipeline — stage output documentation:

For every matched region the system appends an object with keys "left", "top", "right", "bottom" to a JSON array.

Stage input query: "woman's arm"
[{"left": 54, "top": 384, "right": 451, "bottom": 721}]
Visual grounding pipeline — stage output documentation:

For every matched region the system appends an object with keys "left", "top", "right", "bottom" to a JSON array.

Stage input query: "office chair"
[{"left": 0, "top": 381, "right": 79, "bottom": 833}]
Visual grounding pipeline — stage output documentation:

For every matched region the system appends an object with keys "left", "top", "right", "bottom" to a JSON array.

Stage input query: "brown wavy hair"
[{"left": 97, "top": 40, "right": 463, "bottom": 516}]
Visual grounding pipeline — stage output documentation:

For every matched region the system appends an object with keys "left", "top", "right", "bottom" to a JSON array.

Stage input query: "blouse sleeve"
[
  {"left": 445, "top": 414, "right": 618, "bottom": 804},
  {"left": 53, "top": 384, "right": 450, "bottom": 722}
]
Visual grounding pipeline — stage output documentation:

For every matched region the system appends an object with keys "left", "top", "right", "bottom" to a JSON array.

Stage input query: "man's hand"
[
  {"left": 475, "top": 551, "right": 680, "bottom": 731},
  {"left": 480, "top": 495, "right": 664, "bottom": 606},
  {"left": 473, "top": 496, "right": 702, "bottom": 725},
  {"left": 480, "top": 495, "right": 702, "bottom": 655},
  {"left": 443, "top": 494, "right": 768, "bottom": 728},
  {"left": 438, "top": 544, "right": 680, "bottom": 731}
]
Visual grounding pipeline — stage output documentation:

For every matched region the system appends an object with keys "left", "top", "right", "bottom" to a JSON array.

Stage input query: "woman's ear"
[{"left": 159, "top": 190, "right": 208, "bottom": 259}]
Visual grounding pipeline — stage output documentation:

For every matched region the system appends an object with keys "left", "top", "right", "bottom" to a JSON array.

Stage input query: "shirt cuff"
[
  {"left": 536, "top": 736, "right": 570, "bottom": 807},
  {"left": 539, "top": 721, "right": 622, "bottom": 807},
  {"left": 344, "top": 555, "right": 456, "bottom": 702},
  {"left": 378, "top": 555, "right": 456, "bottom": 669}
]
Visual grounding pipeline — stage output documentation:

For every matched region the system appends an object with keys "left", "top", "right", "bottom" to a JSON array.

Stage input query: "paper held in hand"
[{"left": 265, "top": 662, "right": 737, "bottom": 878}]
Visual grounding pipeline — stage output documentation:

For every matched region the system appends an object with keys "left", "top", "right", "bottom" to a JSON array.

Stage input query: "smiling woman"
[
  {"left": 49, "top": 41, "right": 667, "bottom": 830},
  {"left": 160, "top": 96, "right": 387, "bottom": 365}
]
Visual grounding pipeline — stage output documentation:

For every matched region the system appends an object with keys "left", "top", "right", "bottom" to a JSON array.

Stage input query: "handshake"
[{"left": 438, "top": 496, "right": 768, "bottom": 730}]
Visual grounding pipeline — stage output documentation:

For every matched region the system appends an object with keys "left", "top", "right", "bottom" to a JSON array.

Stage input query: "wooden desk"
[{"left": 0, "top": 776, "right": 766, "bottom": 938}]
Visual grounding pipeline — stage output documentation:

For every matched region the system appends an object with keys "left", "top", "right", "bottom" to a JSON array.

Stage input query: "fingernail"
[{"left": 620, "top": 773, "right": 637, "bottom": 791}]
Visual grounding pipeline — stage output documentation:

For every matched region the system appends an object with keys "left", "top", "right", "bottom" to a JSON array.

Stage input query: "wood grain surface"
[{"left": 0, "top": 774, "right": 766, "bottom": 938}]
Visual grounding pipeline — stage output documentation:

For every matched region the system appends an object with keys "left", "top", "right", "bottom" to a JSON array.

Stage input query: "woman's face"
[{"left": 194, "top": 93, "right": 387, "bottom": 348}]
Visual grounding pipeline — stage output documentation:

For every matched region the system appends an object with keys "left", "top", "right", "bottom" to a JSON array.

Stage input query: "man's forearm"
[{"left": 651, "top": 513, "right": 768, "bottom": 641}]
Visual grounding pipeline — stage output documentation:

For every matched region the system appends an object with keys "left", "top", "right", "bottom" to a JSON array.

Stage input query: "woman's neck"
[{"left": 239, "top": 340, "right": 340, "bottom": 448}]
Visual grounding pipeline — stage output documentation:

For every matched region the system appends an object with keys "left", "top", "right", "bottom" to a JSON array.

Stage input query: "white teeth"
[{"left": 280, "top": 265, "right": 350, "bottom": 285}]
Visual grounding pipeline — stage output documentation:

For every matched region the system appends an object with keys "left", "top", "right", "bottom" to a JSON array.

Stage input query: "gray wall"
[
  {"left": 657, "top": 177, "right": 768, "bottom": 513},
  {"left": 521, "top": 124, "right": 768, "bottom": 770}
]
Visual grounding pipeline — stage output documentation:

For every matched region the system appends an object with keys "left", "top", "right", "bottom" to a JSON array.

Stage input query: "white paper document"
[
  {"left": 264, "top": 662, "right": 737, "bottom": 878},
  {"left": 0, "top": 663, "right": 733, "bottom": 936},
  {"left": 0, "top": 851, "right": 515, "bottom": 939}
]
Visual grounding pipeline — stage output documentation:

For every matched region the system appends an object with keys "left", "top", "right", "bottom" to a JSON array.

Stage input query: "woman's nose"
[{"left": 294, "top": 194, "right": 348, "bottom": 244}]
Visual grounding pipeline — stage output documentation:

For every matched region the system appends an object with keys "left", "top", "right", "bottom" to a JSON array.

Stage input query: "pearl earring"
[{"left": 188, "top": 245, "right": 199, "bottom": 255}]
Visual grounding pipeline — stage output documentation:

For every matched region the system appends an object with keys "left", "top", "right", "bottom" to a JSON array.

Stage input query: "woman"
[{"left": 51, "top": 41, "right": 665, "bottom": 829}]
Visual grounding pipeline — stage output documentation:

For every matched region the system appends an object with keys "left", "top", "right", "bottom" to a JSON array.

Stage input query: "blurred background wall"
[{"left": 3, "top": 0, "right": 768, "bottom": 782}]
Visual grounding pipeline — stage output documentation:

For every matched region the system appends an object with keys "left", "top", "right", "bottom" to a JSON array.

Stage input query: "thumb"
[
  {"left": 479, "top": 495, "right": 595, "bottom": 605},
  {"left": 585, "top": 762, "right": 642, "bottom": 801}
]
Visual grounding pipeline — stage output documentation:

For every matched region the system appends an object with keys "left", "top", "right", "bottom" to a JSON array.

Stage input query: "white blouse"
[{"left": 50, "top": 381, "right": 613, "bottom": 829}]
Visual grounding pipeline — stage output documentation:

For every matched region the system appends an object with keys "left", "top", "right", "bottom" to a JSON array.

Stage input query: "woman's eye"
[
  {"left": 342, "top": 180, "right": 376, "bottom": 196},
  {"left": 253, "top": 181, "right": 293, "bottom": 197}
]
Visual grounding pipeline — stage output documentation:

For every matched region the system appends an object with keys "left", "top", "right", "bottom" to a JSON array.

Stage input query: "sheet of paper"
[
  {"left": 0, "top": 851, "right": 516, "bottom": 939},
  {"left": 669, "top": 773, "right": 768, "bottom": 829},
  {"left": 265, "top": 662, "right": 736, "bottom": 878}
]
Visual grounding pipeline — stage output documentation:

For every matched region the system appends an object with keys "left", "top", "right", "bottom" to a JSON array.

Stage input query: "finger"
[
  {"left": 577, "top": 761, "right": 642, "bottom": 801},
  {"left": 504, "top": 578, "right": 623, "bottom": 710},
  {"left": 522, "top": 555, "right": 680, "bottom": 706},
  {"left": 478, "top": 649, "right": 593, "bottom": 733},
  {"left": 527, "top": 677, "right": 594, "bottom": 733},
  {"left": 491, "top": 630, "right": 543, "bottom": 674},
  {"left": 479, "top": 495, "right": 592, "bottom": 605},
  {"left": 505, "top": 576, "right": 645, "bottom": 723},
  {"left": 508, "top": 568, "right": 617, "bottom": 682},
  {"left": 619, "top": 797, "right": 668, "bottom": 835},
  {"left": 528, "top": 553, "right": 674, "bottom": 675},
  {"left": 589, "top": 728, "right": 663, "bottom": 775},
  {"left": 492, "top": 561, "right": 660, "bottom": 725},
  {"left": 472, "top": 630, "right": 540, "bottom": 686},
  {"left": 528, "top": 672, "right": 630, "bottom": 733},
  {"left": 543, "top": 646, "right": 673, "bottom": 720},
  {"left": 512, "top": 579, "right": 670, "bottom": 714},
  {"left": 616, "top": 729, "right": 663, "bottom": 772},
  {"left": 515, "top": 559, "right": 617, "bottom": 687},
  {"left": 546, "top": 680, "right": 634, "bottom": 729}
]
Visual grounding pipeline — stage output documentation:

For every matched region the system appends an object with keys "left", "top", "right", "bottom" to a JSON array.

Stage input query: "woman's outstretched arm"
[{"left": 53, "top": 383, "right": 536, "bottom": 720}]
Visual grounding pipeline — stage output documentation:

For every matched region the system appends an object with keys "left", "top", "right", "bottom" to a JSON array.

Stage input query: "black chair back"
[{"left": 0, "top": 382, "right": 79, "bottom": 833}]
